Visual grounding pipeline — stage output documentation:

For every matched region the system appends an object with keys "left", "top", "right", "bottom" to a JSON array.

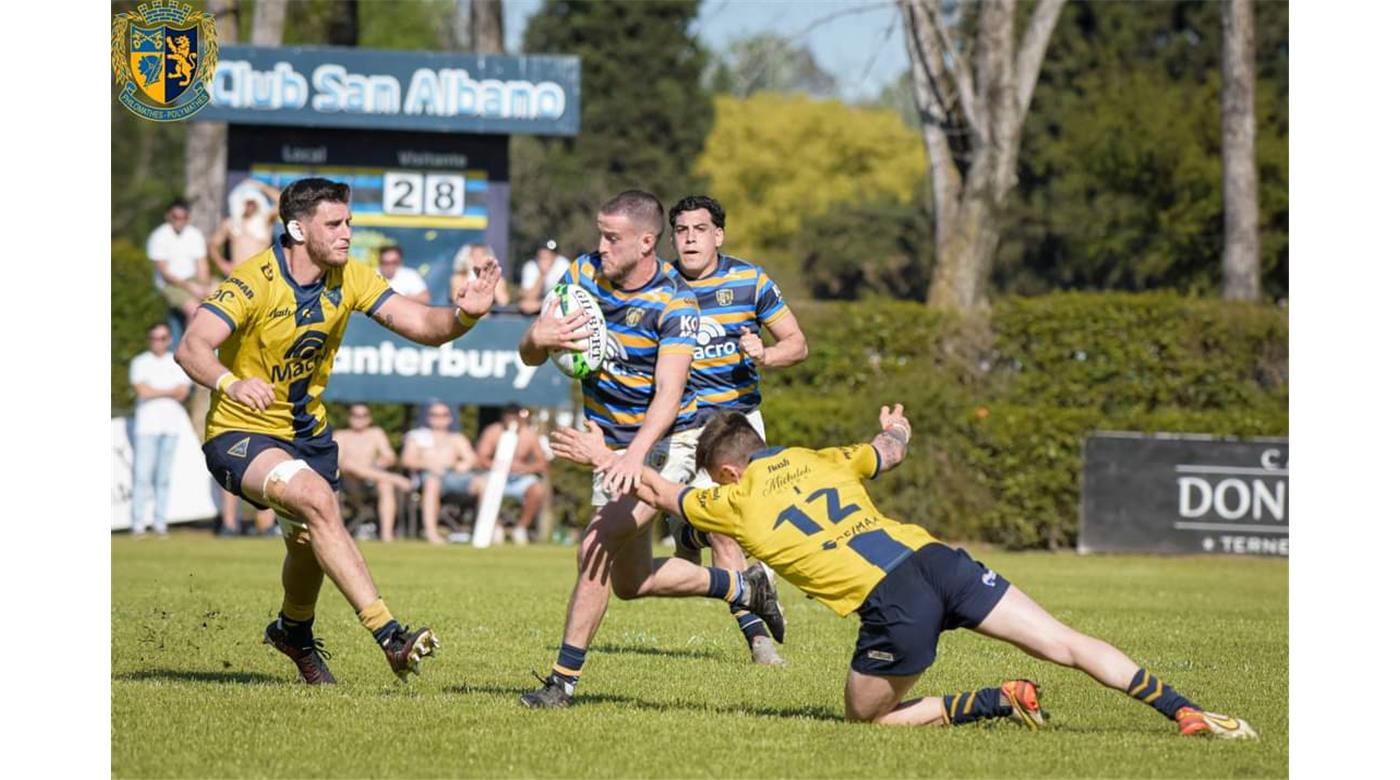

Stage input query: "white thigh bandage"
[{"left": 262, "top": 459, "right": 311, "bottom": 496}]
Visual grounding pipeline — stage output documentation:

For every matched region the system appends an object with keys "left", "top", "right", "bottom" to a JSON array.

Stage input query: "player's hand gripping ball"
[{"left": 543, "top": 283, "right": 608, "bottom": 379}]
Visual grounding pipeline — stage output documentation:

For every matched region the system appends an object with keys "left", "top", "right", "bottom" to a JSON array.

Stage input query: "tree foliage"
[
  {"left": 693, "top": 93, "right": 927, "bottom": 289},
  {"left": 706, "top": 34, "right": 837, "bottom": 98},
  {"left": 996, "top": 0, "right": 1288, "bottom": 299},
  {"left": 511, "top": 0, "right": 711, "bottom": 260}
]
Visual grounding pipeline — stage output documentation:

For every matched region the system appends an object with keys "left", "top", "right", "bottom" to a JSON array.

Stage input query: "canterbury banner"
[{"left": 1079, "top": 432, "right": 1288, "bottom": 557}]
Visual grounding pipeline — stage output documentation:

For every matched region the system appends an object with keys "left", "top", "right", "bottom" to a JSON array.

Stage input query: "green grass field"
[{"left": 112, "top": 534, "right": 1287, "bottom": 778}]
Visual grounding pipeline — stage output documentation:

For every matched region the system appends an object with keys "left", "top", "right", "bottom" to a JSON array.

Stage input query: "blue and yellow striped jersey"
[
  {"left": 679, "top": 443, "right": 938, "bottom": 617},
  {"left": 671, "top": 255, "right": 791, "bottom": 413},
  {"left": 562, "top": 253, "right": 701, "bottom": 447},
  {"left": 199, "top": 242, "right": 394, "bottom": 442}
]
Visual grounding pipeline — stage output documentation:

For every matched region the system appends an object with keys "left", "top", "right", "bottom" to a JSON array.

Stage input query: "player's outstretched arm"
[
  {"left": 549, "top": 422, "right": 685, "bottom": 515},
  {"left": 870, "top": 403, "right": 912, "bottom": 474},
  {"left": 369, "top": 257, "right": 502, "bottom": 346}
]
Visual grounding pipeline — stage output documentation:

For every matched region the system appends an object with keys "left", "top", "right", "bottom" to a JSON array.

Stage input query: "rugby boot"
[
  {"left": 520, "top": 671, "right": 574, "bottom": 708},
  {"left": 380, "top": 625, "right": 440, "bottom": 682},
  {"left": 263, "top": 620, "right": 336, "bottom": 685},
  {"left": 740, "top": 563, "right": 786, "bottom": 644},
  {"left": 749, "top": 635, "right": 786, "bottom": 666},
  {"left": 1000, "top": 679, "right": 1047, "bottom": 730},
  {"left": 1176, "top": 707, "right": 1258, "bottom": 739}
]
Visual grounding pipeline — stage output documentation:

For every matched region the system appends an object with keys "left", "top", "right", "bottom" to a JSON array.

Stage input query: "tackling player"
[
  {"left": 175, "top": 178, "right": 502, "bottom": 685},
  {"left": 516, "top": 190, "right": 785, "bottom": 708},
  {"left": 550, "top": 409, "right": 1257, "bottom": 738},
  {"left": 666, "top": 195, "right": 809, "bottom": 666}
]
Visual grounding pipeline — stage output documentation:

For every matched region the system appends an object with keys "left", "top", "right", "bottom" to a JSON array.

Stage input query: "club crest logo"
[
  {"left": 261, "top": 262, "right": 275, "bottom": 281},
  {"left": 111, "top": 2, "right": 219, "bottom": 122},
  {"left": 715, "top": 289, "right": 734, "bottom": 307},
  {"left": 625, "top": 308, "right": 644, "bottom": 327}
]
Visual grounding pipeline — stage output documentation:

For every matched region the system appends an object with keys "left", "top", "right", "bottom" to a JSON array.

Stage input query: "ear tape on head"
[{"left": 285, "top": 220, "right": 305, "bottom": 242}]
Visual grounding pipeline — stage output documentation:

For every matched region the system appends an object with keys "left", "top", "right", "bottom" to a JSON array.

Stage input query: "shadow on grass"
[
  {"left": 589, "top": 642, "right": 728, "bottom": 661},
  {"left": 114, "top": 669, "right": 283, "bottom": 685},
  {"left": 446, "top": 683, "right": 844, "bottom": 723}
]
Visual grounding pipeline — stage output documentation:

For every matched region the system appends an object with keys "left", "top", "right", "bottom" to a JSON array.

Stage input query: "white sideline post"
[{"left": 473, "top": 421, "right": 519, "bottom": 548}]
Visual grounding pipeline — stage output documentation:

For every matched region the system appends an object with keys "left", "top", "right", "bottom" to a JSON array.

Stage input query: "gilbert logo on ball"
[{"left": 545, "top": 283, "right": 607, "bottom": 379}]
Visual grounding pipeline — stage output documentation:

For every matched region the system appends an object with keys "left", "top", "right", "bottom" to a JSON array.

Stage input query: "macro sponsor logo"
[
  {"left": 271, "top": 330, "right": 328, "bottom": 382},
  {"left": 692, "top": 316, "right": 735, "bottom": 360}
]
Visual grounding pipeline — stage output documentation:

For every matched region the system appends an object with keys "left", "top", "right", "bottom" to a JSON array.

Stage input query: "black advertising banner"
[{"left": 1079, "top": 433, "right": 1288, "bottom": 557}]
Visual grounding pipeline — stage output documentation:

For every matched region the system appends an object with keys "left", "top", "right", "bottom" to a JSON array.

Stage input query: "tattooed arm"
[{"left": 870, "top": 403, "right": 912, "bottom": 474}]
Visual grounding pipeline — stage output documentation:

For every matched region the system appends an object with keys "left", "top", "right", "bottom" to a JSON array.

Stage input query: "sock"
[
  {"left": 942, "top": 687, "right": 1013, "bottom": 725},
  {"left": 730, "top": 605, "right": 770, "bottom": 643},
  {"left": 277, "top": 612, "right": 314, "bottom": 645},
  {"left": 357, "top": 598, "right": 399, "bottom": 644},
  {"left": 678, "top": 523, "right": 710, "bottom": 550},
  {"left": 706, "top": 568, "right": 747, "bottom": 606},
  {"left": 1127, "top": 668, "right": 1198, "bottom": 720},
  {"left": 551, "top": 644, "right": 587, "bottom": 693}
]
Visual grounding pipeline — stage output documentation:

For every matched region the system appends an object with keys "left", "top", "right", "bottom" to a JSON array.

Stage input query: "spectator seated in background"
[
  {"left": 376, "top": 244, "right": 431, "bottom": 304},
  {"left": 146, "top": 198, "right": 210, "bottom": 324},
  {"left": 129, "top": 322, "right": 192, "bottom": 537},
  {"left": 518, "top": 239, "right": 571, "bottom": 315},
  {"left": 451, "top": 244, "right": 512, "bottom": 312},
  {"left": 475, "top": 404, "right": 551, "bottom": 545},
  {"left": 333, "top": 403, "right": 412, "bottom": 542},
  {"left": 208, "top": 179, "right": 281, "bottom": 278},
  {"left": 400, "top": 401, "right": 486, "bottom": 544}
]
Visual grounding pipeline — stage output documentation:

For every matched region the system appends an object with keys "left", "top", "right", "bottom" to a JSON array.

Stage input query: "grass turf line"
[{"left": 113, "top": 535, "right": 1287, "bottom": 778}]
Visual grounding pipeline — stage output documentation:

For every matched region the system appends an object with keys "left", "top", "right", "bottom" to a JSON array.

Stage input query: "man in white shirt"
[
  {"left": 129, "top": 322, "right": 193, "bottom": 536},
  {"left": 146, "top": 199, "right": 211, "bottom": 322},
  {"left": 376, "top": 245, "right": 431, "bottom": 304},
  {"left": 518, "top": 240, "right": 571, "bottom": 315}
]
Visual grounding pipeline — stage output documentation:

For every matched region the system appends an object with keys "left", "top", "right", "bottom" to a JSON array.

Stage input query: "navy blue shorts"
[
  {"left": 203, "top": 429, "right": 340, "bottom": 510},
  {"left": 850, "top": 543, "right": 1011, "bottom": 677}
]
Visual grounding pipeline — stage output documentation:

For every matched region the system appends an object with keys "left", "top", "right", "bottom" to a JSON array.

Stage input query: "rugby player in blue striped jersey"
[
  {"left": 515, "top": 191, "right": 786, "bottom": 708},
  {"left": 665, "top": 195, "right": 810, "bottom": 666}
]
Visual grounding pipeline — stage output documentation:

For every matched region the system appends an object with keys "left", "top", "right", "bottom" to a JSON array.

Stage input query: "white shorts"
[{"left": 591, "top": 426, "right": 702, "bottom": 507}]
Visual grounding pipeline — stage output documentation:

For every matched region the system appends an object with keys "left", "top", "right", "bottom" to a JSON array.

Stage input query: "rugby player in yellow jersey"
[
  {"left": 175, "top": 178, "right": 502, "bottom": 685},
  {"left": 550, "top": 407, "right": 1258, "bottom": 738},
  {"left": 666, "top": 195, "right": 809, "bottom": 665}
]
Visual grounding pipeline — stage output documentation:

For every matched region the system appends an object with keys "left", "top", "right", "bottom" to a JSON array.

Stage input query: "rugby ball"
[{"left": 543, "top": 283, "right": 607, "bottom": 379}]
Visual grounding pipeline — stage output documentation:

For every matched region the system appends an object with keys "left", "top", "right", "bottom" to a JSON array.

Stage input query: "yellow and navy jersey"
[
  {"left": 673, "top": 254, "right": 791, "bottom": 413},
  {"left": 678, "top": 443, "right": 938, "bottom": 617},
  {"left": 199, "top": 242, "right": 394, "bottom": 442},
  {"left": 562, "top": 252, "right": 701, "bottom": 447}
]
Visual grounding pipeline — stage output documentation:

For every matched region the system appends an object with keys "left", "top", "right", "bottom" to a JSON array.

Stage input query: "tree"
[
  {"left": 471, "top": 0, "right": 504, "bottom": 53},
  {"left": 251, "top": 0, "right": 288, "bottom": 45},
  {"left": 511, "top": 0, "right": 711, "bottom": 257},
  {"left": 1221, "top": 0, "right": 1259, "bottom": 302},
  {"left": 900, "top": 0, "right": 1067, "bottom": 311},
  {"left": 994, "top": 1, "right": 1287, "bottom": 300},
  {"left": 183, "top": 0, "right": 239, "bottom": 237},
  {"left": 708, "top": 34, "right": 837, "bottom": 98},
  {"left": 694, "top": 93, "right": 927, "bottom": 289}
]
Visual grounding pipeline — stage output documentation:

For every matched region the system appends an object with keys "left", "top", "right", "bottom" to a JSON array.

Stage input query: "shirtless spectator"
[
  {"left": 475, "top": 404, "right": 550, "bottom": 545},
  {"left": 400, "top": 401, "right": 486, "bottom": 544},
  {"left": 333, "top": 403, "right": 412, "bottom": 542},
  {"left": 208, "top": 179, "right": 281, "bottom": 275},
  {"left": 451, "top": 244, "right": 511, "bottom": 310}
]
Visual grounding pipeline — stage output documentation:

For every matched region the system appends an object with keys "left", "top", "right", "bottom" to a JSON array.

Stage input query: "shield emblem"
[
  {"left": 129, "top": 23, "right": 200, "bottom": 105},
  {"left": 626, "top": 308, "right": 643, "bottom": 327},
  {"left": 715, "top": 289, "right": 734, "bottom": 307}
]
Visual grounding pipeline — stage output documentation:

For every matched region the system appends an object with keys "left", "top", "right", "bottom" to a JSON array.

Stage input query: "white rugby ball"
[{"left": 543, "top": 283, "right": 607, "bottom": 379}]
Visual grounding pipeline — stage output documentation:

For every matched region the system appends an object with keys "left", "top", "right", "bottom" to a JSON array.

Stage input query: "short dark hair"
[
  {"left": 279, "top": 177, "right": 350, "bottom": 225},
  {"left": 379, "top": 245, "right": 403, "bottom": 261},
  {"left": 696, "top": 412, "right": 766, "bottom": 474},
  {"left": 669, "top": 195, "right": 725, "bottom": 230},
  {"left": 146, "top": 321, "right": 171, "bottom": 336},
  {"left": 600, "top": 190, "right": 665, "bottom": 238},
  {"left": 503, "top": 403, "right": 524, "bottom": 416},
  {"left": 167, "top": 198, "right": 190, "bottom": 213}
]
